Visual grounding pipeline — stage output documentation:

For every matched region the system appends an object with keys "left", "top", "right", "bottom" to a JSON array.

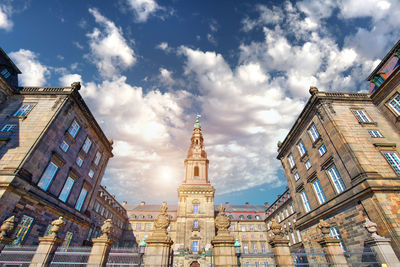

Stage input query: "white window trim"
[
  {"left": 327, "top": 165, "right": 346, "bottom": 194},
  {"left": 312, "top": 179, "right": 326, "bottom": 204}
]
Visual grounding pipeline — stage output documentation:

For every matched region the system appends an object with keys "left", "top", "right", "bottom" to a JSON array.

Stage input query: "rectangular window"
[
  {"left": 253, "top": 243, "right": 258, "bottom": 253},
  {"left": 297, "top": 141, "right": 307, "bottom": 156},
  {"left": 229, "top": 225, "right": 234, "bottom": 232},
  {"left": 1, "top": 68, "right": 11, "bottom": 78},
  {"left": 249, "top": 225, "right": 254, "bottom": 231},
  {"left": 261, "top": 243, "right": 266, "bottom": 253},
  {"left": 12, "top": 215, "right": 34, "bottom": 246},
  {"left": 60, "top": 141, "right": 69, "bottom": 152},
  {"left": 75, "top": 188, "right": 88, "bottom": 211},
  {"left": 291, "top": 232, "right": 296, "bottom": 244},
  {"left": 300, "top": 190, "right": 311, "bottom": 212},
  {"left": 296, "top": 230, "right": 302, "bottom": 242},
  {"left": 193, "top": 204, "right": 199, "bottom": 214},
  {"left": 137, "top": 224, "right": 141, "bottom": 231},
  {"left": 192, "top": 241, "right": 199, "bottom": 252},
  {"left": 241, "top": 225, "right": 246, "bottom": 231},
  {"left": 369, "top": 130, "right": 383, "bottom": 138},
  {"left": 145, "top": 224, "right": 150, "bottom": 231},
  {"left": 193, "top": 220, "right": 199, "bottom": 228},
  {"left": 243, "top": 243, "right": 249, "bottom": 254},
  {"left": 308, "top": 124, "right": 320, "bottom": 142},
  {"left": 95, "top": 202, "right": 100, "bottom": 213},
  {"left": 312, "top": 179, "right": 326, "bottom": 204},
  {"left": 82, "top": 137, "right": 92, "bottom": 153},
  {"left": 353, "top": 110, "right": 371, "bottom": 123},
  {"left": 60, "top": 232, "right": 73, "bottom": 251},
  {"left": 305, "top": 160, "right": 312, "bottom": 170},
  {"left": 294, "top": 172, "right": 300, "bottom": 181},
  {"left": 1, "top": 124, "right": 16, "bottom": 132},
  {"left": 88, "top": 169, "right": 95, "bottom": 178},
  {"left": 76, "top": 156, "right": 84, "bottom": 167},
  {"left": 258, "top": 225, "right": 262, "bottom": 231},
  {"left": 288, "top": 154, "right": 295, "bottom": 168},
  {"left": 37, "top": 162, "right": 59, "bottom": 191},
  {"left": 59, "top": 177, "right": 75, "bottom": 202},
  {"left": 13, "top": 104, "right": 33, "bottom": 117},
  {"left": 327, "top": 165, "right": 346, "bottom": 193},
  {"left": 329, "top": 226, "right": 345, "bottom": 251},
  {"left": 383, "top": 152, "right": 400, "bottom": 175},
  {"left": 388, "top": 93, "right": 400, "bottom": 115},
  {"left": 68, "top": 120, "right": 80, "bottom": 138},
  {"left": 318, "top": 144, "right": 327, "bottom": 156},
  {"left": 94, "top": 151, "right": 102, "bottom": 165}
]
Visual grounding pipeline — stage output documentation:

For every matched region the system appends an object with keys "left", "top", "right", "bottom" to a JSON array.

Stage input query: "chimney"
[
  {"left": 264, "top": 202, "right": 269, "bottom": 207},
  {"left": 122, "top": 201, "right": 127, "bottom": 206},
  {"left": 140, "top": 201, "right": 146, "bottom": 206},
  {"left": 245, "top": 202, "right": 250, "bottom": 206}
]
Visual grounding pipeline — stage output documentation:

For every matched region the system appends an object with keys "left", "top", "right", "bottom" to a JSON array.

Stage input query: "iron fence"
[
  {"left": 106, "top": 247, "right": 142, "bottom": 266},
  {"left": 0, "top": 246, "right": 37, "bottom": 267},
  {"left": 50, "top": 246, "right": 91, "bottom": 266}
]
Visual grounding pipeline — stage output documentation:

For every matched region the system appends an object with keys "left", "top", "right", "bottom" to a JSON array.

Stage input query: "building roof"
[
  {"left": 125, "top": 204, "right": 267, "bottom": 213},
  {"left": 222, "top": 205, "right": 267, "bottom": 212},
  {"left": 125, "top": 204, "right": 178, "bottom": 212},
  {"left": 0, "top": 47, "right": 22, "bottom": 74},
  {"left": 367, "top": 39, "right": 400, "bottom": 81}
]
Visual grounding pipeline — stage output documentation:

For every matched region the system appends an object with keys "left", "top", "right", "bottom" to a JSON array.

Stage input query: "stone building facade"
[
  {"left": 0, "top": 48, "right": 113, "bottom": 246},
  {"left": 277, "top": 40, "right": 400, "bottom": 258}
]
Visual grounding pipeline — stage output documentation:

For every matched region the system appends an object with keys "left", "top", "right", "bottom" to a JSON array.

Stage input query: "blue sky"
[{"left": 1, "top": 0, "right": 399, "bottom": 206}]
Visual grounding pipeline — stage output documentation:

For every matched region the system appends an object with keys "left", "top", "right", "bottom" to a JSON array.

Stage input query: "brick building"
[
  {"left": 277, "top": 40, "right": 400, "bottom": 258},
  {"left": 0, "top": 47, "right": 113, "bottom": 246}
]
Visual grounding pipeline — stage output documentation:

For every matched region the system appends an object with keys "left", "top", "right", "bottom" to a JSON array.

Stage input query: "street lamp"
[
  {"left": 234, "top": 238, "right": 241, "bottom": 267},
  {"left": 139, "top": 238, "right": 146, "bottom": 267}
]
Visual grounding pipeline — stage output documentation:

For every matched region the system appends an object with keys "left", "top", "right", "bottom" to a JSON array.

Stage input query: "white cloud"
[
  {"left": 159, "top": 67, "right": 175, "bottom": 86},
  {"left": 242, "top": 5, "right": 283, "bottom": 32},
  {"left": 9, "top": 49, "right": 49, "bottom": 86},
  {"left": 0, "top": 5, "right": 13, "bottom": 31},
  {"left": 127, "top": 0, "right": 160, "bottom": 22},
  {"left": 156, "top": 42, "right": 172, "bottom": 53},
  {"left": 59, "top": 73, "right": 83, "bottom": 87},
  {"left": 87, "top": 8, "right": 136, "bottom": 78}
]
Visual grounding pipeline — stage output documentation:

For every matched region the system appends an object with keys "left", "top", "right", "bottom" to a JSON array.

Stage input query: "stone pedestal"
[
  {"left": 143, "top": 231, "right": 173, "bottom": 267},
  {"left": 269, "top": 238, "right": 293, "bottom": 267},
  {"left": 318, "top": 238, "right": 347, "bottom": 267},
  {"left": 211, "top": 235, "right": 237, "bottom": 267},
  {"left": 87, "top": 236, "right": 114, "bottom": 267},
  {"left": 366, "top": 236, "right": 400, "bottom": 267},
  {"left": 29, "top": 235, "right": 63, "bottom": 267}
]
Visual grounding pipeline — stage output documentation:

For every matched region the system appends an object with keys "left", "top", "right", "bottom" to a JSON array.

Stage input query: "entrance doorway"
[{"left": 190, "top": 261, "right": 200, "bottom": 267}]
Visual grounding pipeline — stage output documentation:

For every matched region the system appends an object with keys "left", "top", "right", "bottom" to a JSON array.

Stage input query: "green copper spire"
[{"left": 194, "top": 114, "right": 201, "bottom": 129}]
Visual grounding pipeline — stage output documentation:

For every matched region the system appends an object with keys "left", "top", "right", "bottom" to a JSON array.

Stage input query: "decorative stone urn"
[
  {"left": 215, "top": 205, "right": 230, "bottom": 237},
  {"left": 100, "top": 219, "right": 113, "bottom": 239},
  {"left": 49, "top": 217, "right": 66, "bottom": 238},
  {"left": 0, "top": 216, "right": 15, "bottom": 239}
]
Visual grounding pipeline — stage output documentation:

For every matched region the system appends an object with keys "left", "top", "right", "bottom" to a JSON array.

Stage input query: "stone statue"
[
  {"left": 154, "top": 203, "right": 170, "bottom": 232},
  {"left": 0, "top": 216, "right": 15, "bottom": 239},
  {"left": 364, "top": 217, "right": 380, "bottom": 238},
  {"left": 50, "top": 217, "right": 66, "bottom": 237},
  {"left": 101, "top": 219, "right": 113, "bottom": 238},
  {"left": 318, "top": 219, "right": 331, "bottom": 238},
  {"left": 270, "top": 219, "right": 282, "bottom": 238},
  {"left": 71, "top": 81, "right": 81, "bottom": 91},
  {"left": 215, "top": 205, "right": 230, "bottom": 235},
  {"left": 309, "top": 86, "right": 319, "bottom": 95}
]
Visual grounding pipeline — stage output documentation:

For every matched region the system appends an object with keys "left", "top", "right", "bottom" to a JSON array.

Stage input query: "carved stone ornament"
[
  {"left": 215, "top": 205, "right": 230, "bottom": 234},
  {"left": 101, "top": 219, "right": 113, "bottom": 238},
  {"left": 309, "top": 86, "right": 319, "bottom": 95},
  {"left": 270, "top": 219, "right": 282, "bottom": 237},
  {"left": 50, "top": 216, "right": 66, "bottom": 237},
  {"left": 0, "top": 216, "right": 15, "bottom": 238},
  {"left": 364, "top": 218, "right": 380, "bottom": 238},
  {"left": 71, "top": 81, "right": 81, "bottom": 91},
  {"left": 318, "top": 219, "right": 331, "bottom": 238},
  {"left": 154, "top": 202, "right": 170, "bottom": 231}
]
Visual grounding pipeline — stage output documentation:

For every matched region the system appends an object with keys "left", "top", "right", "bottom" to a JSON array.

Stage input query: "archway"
[{"left": 190, "top": 261, "right": 200, "bottom": 267}]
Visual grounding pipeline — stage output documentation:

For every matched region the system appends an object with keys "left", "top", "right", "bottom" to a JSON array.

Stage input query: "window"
[
  {"left": 193, "top": 204, "right": 199, "bottom": 214},
  {"left": 261, "top": 243, "right": 266, "bottom": 253},
  {"left": 95, "top": 202, "right": 100, "bottom": 213},
  {"left": 1, "top": 68, "right": 11, "bottom": 78},
  {"left": 388, "top": 93, "right": 400, "bottom": 115},
  {"left": 258, "top": 224, "right": 262, "bottom": 231},
  {"left": 243, "top": 243, "right": 249, "bottom": 254},
  {"left": 59, "top": 177, "right": 75, "bottom": 202},
  {"left": 12, "top": 215, "right": 34, "bottom": 246},
  {"left": 75, "top": 188, "right": 88, "bottom": 211},
  {"left": 291, "top": 232, "right": 296, "bottom": 244},
  {"left": 369, "top": 130, "right": 383, "bottom": 138},
  {"left": 88, "top": 169, "right": 95, "bottom": 178},
  {"left": 94, "top": 151, "right": 102, "bottom": 165},
  {"left": 241, "top": 225, "right": 246, "bottom": 231},
  {"left": 300, "top": 190, "right": 311, "bottom": 212},
  {"left": 137, "top": 224, "right": 141, "bottom": 231},
  {"left": 318, "top": 144, "right": 327, "bottom": 156},
  {"left": 289, "top": 205, "right": 294, "bottom": 214},
  {"left": 294, "top": 172, "right": 300, "bottom": 181},
  {"left": 13, "top": 104, "right": 33, "bottom": 117},
  {"left": 372, "top": 74, "right": 385, "bottom": 87},
  {"left": 249, "top": 225, "right": 254, "bottom": 231},
  {"left": 68, "top": 120, "right": 80, "bottom": 138},
  {"left": 253, "top": 243, "right": 258, "bottom": 253},
  {"left": 353, "top": 110, "right": 371, "bottom": 123},
  {"left": 297, "top": 141, "right": 307, "bottom": 156},
  {"left": 1, "top": 124, "right": 16, "bottom": 132},
  {"left": 383, "top": 152, "right": 400, "bottom": 175},
  {"left": 305, "top": 160, "right": 312, "bottom": 170},
  {"left": 145, "top": 224, "right": 150, "bottom": 231},
  {"left": 60, "top": 141, "right": 69, "bottom": 152},
  {"left": 288, "top": 154, "right": 295, "bottom": 168},
  {"left": 327, "top": 165, "right": 346, "bottom": 193},
  {"left": 308, "top": 123, "right": 320, "bottom": 142},
  {"left": 193, "top": 220, "right": 199, "bottom": 228},
  {"left": 194, "top": 166, "right": 199, "bottom": 177},
  {"left": 61, "top": 232, "right": 73, "bottom": 251},
  {"left": 37, "top": 162, "right": 59, "bottom": 191},
  {"left": 192, "top": 241, "right": 199, "bottom": 252},
  {"left": 329, "top": 226, "right": 345, "bottom": 251},
  {"left": 76, "top": 156, "right": 84, "bottom": 167},
  {"left": 229, "top": 225, "right": 234, "bottom": 232},
  {"left": 312, "top": 179, "right": 326, "bottom": 204},
  {"left": 240, "top": 215, "right": 244, "bottom": 220},
  {"left": 248, "top": 215, "right": 252, "bottom": 220},
  {"left": 82, "top": 137, "right": 92, "bottom": 153},
  {"left": 296, "top": 230, "right": 302, "bottom": 242}
]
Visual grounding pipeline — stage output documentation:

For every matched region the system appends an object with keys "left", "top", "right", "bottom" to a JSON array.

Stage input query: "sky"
[{"left": 1, "top": 0, "right": 399, "bottom": 206}]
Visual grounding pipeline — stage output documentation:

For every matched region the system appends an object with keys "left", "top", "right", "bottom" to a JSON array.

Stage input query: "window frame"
[
  {"left": 383, "top": 152, "right": 400, "bottom": 176},
  {"left": 1, "top": 124, "right": 16, "bottom": 132},
  {"left": 305, "top": 160, "right": 312, "bottom": 170},
  {"left": 312, "top": 179, "right": 327, "bottom": 204},
  {"left": 368, "top": 130, "right": 383, "bottom": 138},
  {"left": 37, "top": 161, "right": 59, "bottom": 191},
  {"left": 94, "top": 151, "right": 102, "bottom": 165},
  {"left": 308, "top": 123, "right": 320, "bottom": 142},
  {"left": 13, "top": 103, "right": 35, "bottom": 118},
  {"left": 387, "top": 92, "right": 400, "bottom": 116},
  {"left": 12, "top": 215, "right": 34, "bottom": 246},
  {"left": 318, "top": 144, "right": 327, "bottom": 156},
  {"left": 58, "top": 176, "right": 75, "bottom": 203},
  {"left": 82, "top": 137, "right": 92, "bottom": 154},
  {"left": 300, "top": 190, "right": 311, "bottom": 213},
  {"left": 288, "top": 154, "right": 295, "bottom": 169},
  {"left": 193, "top": 204, "right": 199, "bottom": 214},
  {"left": 327, "top": 165, "right": 346, "bottom": 194},
  {"left": 75, "top": 187, "right": 88, "bottom": 211},
  {"left": 352, "top": 109, "right": 372, "bottom": 123},
  {"left": 68, "top": 120, "right": 80, "bottom": 138},
  {"left": 297, "top": 141, "right": 307, "bottom": 157},
  {"left": 60, "top": 140, "right": 69, "bottom": 152}
]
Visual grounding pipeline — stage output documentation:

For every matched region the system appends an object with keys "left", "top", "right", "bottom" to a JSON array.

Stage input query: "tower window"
[
  {"left": 193, "top": 204, "right": 199, "bottom": 214},
  {"left": 194, "top": 166, "right": 199, "bottom": 177}
]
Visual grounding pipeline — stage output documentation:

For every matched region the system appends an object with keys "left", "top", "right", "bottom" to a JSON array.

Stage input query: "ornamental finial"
[{"left": 194, "top": 115, "right": 201, "bottom": 129}]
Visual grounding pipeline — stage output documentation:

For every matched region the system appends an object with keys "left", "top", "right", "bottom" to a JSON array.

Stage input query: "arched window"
[
  {"left": 255, "top": 215, "right": 260, "bottom": 220},
  {"left": 147, "top": 215, "right": 152, "bottom": 219},
  {"left": 194, "top": 166, "right": 199, "bottom": 177},
  {"left": 132, "top": 215, "right": 136, "bottom": 219},
  {"left": 193, "top": 220, "right": 199, "bottom": 228},
  {"left": 139, "top": 215, "right": 144, "bottom": 219},
  {"left": 247, "top": 215, "right": 252, "bottom": 220},
  {"left": 240, "top": 215, "right": 244, "bottom": 220}
]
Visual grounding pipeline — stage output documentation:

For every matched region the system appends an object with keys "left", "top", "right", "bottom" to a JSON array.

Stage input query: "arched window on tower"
[{"left": 194, "top": 166, "right": 199, "bottom": 178}]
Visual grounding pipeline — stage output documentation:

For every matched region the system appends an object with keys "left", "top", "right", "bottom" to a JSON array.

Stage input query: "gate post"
[
  {"left": 87, "top": 219, "right": 114, "bottom": 267},
  {"left": 268, "top": 220, "right": 293, "bottom": 267},
  {"left": 0, "top": 216, "right": 16, "bottom": 253},
  {"left": 30, "top": 217, "right": 66, "bottom": 267},
  {"left": 211, "top": 205, "right": 237, "bottom": 267},
  {"left": 317, "top": 220, "right": 347, "bottom": 267},
  {"left": 143, "top": 202, "right": 173, "bottom": 267},
  {"left": 364, "top": 218, "right": 400, "bottom": 267}
]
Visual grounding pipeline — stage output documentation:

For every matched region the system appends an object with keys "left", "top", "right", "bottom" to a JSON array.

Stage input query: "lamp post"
[
  {"left": 234, "top": 238, "right": 241, "bottom": 267},
  {"left": 139, "top": 238, "right": 146, "bottom": 267}
]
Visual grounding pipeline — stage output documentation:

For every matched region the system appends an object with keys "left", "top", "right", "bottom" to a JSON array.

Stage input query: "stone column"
[
  {"left": 0, "top": 216, "right": 16, "bottom": 253},
  {"left": 211, "top": 205, "right": 237, "bottom": 267},
  {"left": 30, "top": 217, "right": 66, "bottom": 267},
  {"left": 364, "top": 218, "right": 400, "bottom": 267},
  {"left": 87, "top": 219, "right": 114, "bottom": 267},
  {"left": 317, "top": 220, "right": 347, "bottom": 267},
  {"left": 268, "top": 220, "right": 293, "bottom": 267},
  {"left": 143, "top": 202, "right": 173, "bottom": 267}
]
